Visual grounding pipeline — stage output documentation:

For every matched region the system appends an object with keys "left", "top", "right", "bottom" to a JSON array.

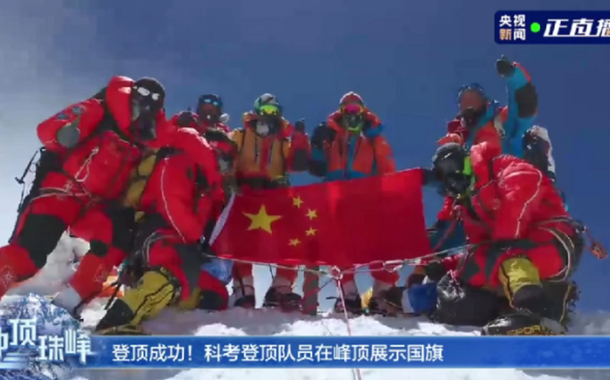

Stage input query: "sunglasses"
[
  {"left": 341, "top": 103, "right": 364, "bottom": 114},
  {"left": 258, "top": 104, "right": 280, "bottom": 116},
  {"left": 134, "top": 86, "right": 161, "bottom": 101},
  {"left": 200, "top": 97, "right": 222, "bottom": 107}
]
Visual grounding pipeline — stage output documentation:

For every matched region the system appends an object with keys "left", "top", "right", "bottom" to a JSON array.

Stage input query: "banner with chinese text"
[
  {"left": 495, "top": 11, "right": 610, "bottom": 44},
  {"left": 67, "top": 336, "right": 610, "bottom": 369}
]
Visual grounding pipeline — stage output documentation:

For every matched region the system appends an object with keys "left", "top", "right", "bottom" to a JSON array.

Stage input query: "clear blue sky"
[{"left": 0, "top": 0, "right": 608, "bottom": 311}]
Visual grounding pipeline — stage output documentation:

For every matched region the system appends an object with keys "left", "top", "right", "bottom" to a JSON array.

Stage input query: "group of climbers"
[
  {"left": 375, "top": 56, "right": 606, "bottom": 336},
  {"left": 1, "top": 55, "right": 604, "bottom": 336}
]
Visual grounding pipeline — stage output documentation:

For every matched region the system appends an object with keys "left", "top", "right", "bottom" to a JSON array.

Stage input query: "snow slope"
[{"left": 5, "top": 235, "right": 610, "bottom": 380}]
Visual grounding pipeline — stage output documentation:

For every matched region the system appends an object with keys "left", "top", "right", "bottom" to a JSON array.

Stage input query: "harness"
[{"left": 235, "top": 127, "right": 289, "bottom": 188}]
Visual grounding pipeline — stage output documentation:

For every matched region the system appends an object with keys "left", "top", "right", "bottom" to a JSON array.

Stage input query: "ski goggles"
[
  {"left": 134, "top": 86, "right": 162, "bottom": 102},
  {"left": 258, "top": 104, "right": 281, "bottom": 116},
  {"left": 456, "top": 83, "right": 485, "bottom": 104},
  {"left": 434, "top": 156, "right": 472, "bottom": 180},
  {"left": 341, "top": 103, "right": 364, "bottom": 114}
]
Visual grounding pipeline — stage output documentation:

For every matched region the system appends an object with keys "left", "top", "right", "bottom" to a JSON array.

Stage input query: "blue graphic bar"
[
  {"left": 495, "top": 11, "right": 610, "bottom": 44},
  {"left": 77, "top": 336, "right": 610, "bottom": 368}
]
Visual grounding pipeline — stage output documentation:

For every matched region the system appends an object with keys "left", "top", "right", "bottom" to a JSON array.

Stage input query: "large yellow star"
[
  {"left": 244, "top": 205, "right": 282, "bottom": 234},
  {"left": 292, "top": 196, "right": 303, "bottom": 208},
  {"left": 306, "top": 209, "right": 317, "bottom": 220},
  {"left": 305, "top": 227, "right": 317, "bottom": 236},
  {"left": 289, "top": 238, "right": 301, "bottom": 246}
]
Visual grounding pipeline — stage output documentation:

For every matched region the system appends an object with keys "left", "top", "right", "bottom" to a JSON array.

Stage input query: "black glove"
[
  {"left": 37, "top": 149, "right": 63, "bottom": 175},
  {"left": 496, "top": 55, "right": 515, "bottom": 77},
  {"left": 422, "top": 168, "right": 438, "bottom": 187},
  {"left": 217, "top": 153, "right": 234, "bottom": 175},
  {"left": 270, "top": 176, "right": 290, "bottom": 188},
  {"left": 424, "top": 261, "right": 448, "bottom": 283},
  {"left": 294, "top": 118, "right": 306, "bottom": 133},
  {"left": 176, "top": 111, "right": 197, "bottom": 128},
  {"left": 311, "top": 122, "right": 334, "bottom": 149}
]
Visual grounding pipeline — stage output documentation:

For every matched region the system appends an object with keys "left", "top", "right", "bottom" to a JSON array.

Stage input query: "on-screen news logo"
[{"left": 496, "top": 11, "right": 610, "bottom": 44}]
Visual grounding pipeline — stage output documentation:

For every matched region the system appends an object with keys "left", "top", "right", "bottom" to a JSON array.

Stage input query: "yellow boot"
[
  {"left": 483, "top": 258, "right": 560, "bottom": 336},
  {"left": 95, "top": 267, "right": 179, "bottom": 335}
]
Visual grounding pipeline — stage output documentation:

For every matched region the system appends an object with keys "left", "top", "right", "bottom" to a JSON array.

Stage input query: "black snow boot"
[
  {"left": 234, "top": 294, "right": 256, "bottom": 308},
  {"left": 365, "top": 296, "right": 387, "bottom": 316},
  {"left": 263, "top": 287, "right": 302, "bottom": 311},
  {"left": 482, "top": 283, "right": 577, "bottom": 336},
  {"left": 332, "top": 295, "right": 364, "bottom": 315}
]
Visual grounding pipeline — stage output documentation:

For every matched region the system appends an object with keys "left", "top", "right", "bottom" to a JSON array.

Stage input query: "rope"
[
  {"left": 335, "top": 272, "right": 363, "bottom": 380},
  {"left": 200, "top": 243, "right": 478, "bottom": 278}
]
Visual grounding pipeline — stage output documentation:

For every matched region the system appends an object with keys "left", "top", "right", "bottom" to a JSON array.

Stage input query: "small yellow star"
[
  {"left": 292, "top": 196, "right": 303, "bottom": 208},
  {"left": 305, "top": 227, "right": 317, "bottom": 236},
  {"left": 289, "top": 238, "right": 301, "bottom": 246},
  {"left": 306, "top": 209, "right": 317, "bottom": 220},
  {"left": 244, "top": 205, "right": 282, "bottom": 234}
]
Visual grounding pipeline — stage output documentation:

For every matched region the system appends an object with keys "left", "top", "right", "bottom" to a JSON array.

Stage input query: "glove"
[
  {"left": 496, "top": 55, "right": 515, "bottom": 78},
  {"left": 311, "top": 122, "right": 334, "bottom": 149},
  {"left": 37, "top": 149, "right": 63, "bottom": 174},
  {"left": 56, "top": 119, "right": 81, "bottom": 148},
  {"left": 424, "top": 261, "right": 448, "bottom": 283},
  {"left": 406, "top": 282, "right": 438, "bottom": 314},
  {"left": 421, "top": 168, "right": 438, "bottom": 187},
  {"left": 270, "top": 176, "right": 290, "bottom": 188},
  {"left": 176, "top": 111, "right": 197, "bottom": 128},
  {"left": 294, "top": 118, "right": 306, "bottom": 133},
  {"left": 216, "top": 153, "right": 234, "bottom": 175}
]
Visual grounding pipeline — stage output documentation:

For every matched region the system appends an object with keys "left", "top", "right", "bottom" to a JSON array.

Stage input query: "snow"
[{"left": 5, "top": 235, "right": 610, "bottom": 380}]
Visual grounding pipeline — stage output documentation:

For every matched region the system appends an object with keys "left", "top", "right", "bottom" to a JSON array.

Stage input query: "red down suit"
[
  {"left": 0, "top": 76, "right": 158, "bottom": 298},
  {"left": 438, "top": 143, "right": 578, "bottom": 290},
  {"left": 134, "top": 126, "right": 226, "bottom": 303}
]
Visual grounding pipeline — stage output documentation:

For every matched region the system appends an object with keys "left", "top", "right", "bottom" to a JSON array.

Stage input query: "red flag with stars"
[{"left": 210, "top": 168, "right": 431, "bottom": 267}]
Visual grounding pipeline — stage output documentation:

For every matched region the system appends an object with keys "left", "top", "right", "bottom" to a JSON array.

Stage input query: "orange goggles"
[{"left": 341, "top": 103, "right": 364, "bottom": 114}]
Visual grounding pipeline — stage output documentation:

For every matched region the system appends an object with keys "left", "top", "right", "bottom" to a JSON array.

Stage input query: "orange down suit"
[{"left": 230, "top": 112, "right": 311, "bottom": 289}]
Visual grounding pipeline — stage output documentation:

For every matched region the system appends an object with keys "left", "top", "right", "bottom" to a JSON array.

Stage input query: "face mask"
[
  {"left": 434, "top": 155, "right": 473, "bottom": 198},
  {"left": 198, "top": 104, "right": 221, "bottom": 123},
  {"left": 130, "top": 85, "right": 163, "bottom": 141},
  {"left": 342, "top": 113, "right": 364, "bottom": 133},
  {"left": 460, "top": 107, "right": 484, "bottom": 129},
  {"left": 133, "top": 113, "right": 157, "bottom": 141},
  {"left": 256, "top": 121, "right": 271, "bottom": 136}
]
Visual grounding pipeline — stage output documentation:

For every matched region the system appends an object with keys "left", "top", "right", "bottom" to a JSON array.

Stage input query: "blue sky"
[{"left": 0, "top": 0, "right": 608, "bottom": 312}]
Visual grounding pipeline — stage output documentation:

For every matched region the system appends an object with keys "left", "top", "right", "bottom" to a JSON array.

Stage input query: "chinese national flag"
[{"left": 210, "top": 168, "right": 431, "bottom": 267}]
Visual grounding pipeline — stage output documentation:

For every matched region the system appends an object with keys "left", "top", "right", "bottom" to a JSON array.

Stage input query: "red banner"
[{"left": 211, "top": 169, "right": 431, "bottom": 267}]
